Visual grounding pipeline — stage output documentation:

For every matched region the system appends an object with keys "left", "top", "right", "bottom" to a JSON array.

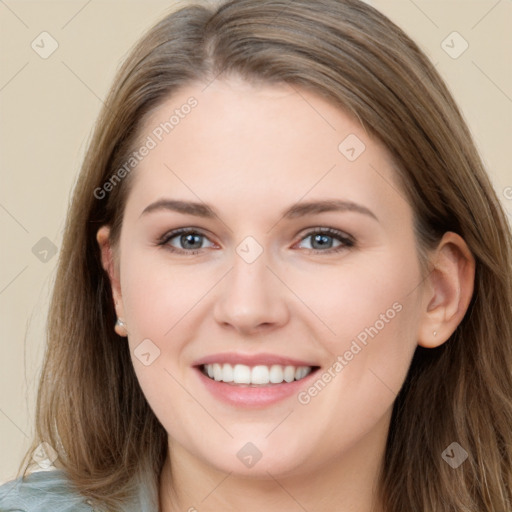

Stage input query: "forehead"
[{"left": 124, "top": 78, "right": 408, "bottom": 225}]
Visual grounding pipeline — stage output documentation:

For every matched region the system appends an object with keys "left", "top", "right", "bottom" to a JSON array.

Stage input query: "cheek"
[
  {"left": 298, "top": 255, "right": 421, "bottom": 406},
  {"left": 289, "top": 293, "right": 420, "bottom": 469},
  {"left": 291, "top": 250, "right": 422, "bottom": 419},
  {"left": 290, "top": 249, "right": 421, "bottom": 351},
  {"left": 118, "top": 250, "right": 222, "bottom": 393},
  {"left": 120, "top": 249, "right": 205, "bottom": 337},
  {"left": 118, "top": 251, "right": 203, "bottom": 428}
]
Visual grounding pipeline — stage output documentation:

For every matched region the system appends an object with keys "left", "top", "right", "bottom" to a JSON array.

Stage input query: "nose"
[{"left": 213, "top": 248, "right": 290, "bottom": 336}]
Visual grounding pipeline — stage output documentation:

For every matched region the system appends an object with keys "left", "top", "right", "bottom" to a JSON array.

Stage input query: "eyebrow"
[{"left": 139, "top": 198, "right": 378, "bottom": 222}]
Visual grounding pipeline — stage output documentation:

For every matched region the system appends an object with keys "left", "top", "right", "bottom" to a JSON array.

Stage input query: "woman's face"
[{"left": 100, "top": 77, "right": 428, "bottom": 478}]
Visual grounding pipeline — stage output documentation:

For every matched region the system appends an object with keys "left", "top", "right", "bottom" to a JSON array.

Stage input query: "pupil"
[
  {"left": 182, "top": 234, "right": 201, "bottom": 249},
  {"left": 312, "top": 234, "right": 332, "bottom": 249}
]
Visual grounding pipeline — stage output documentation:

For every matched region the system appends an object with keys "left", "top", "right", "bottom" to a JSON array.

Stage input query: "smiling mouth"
[{"left": 200, "top": 363, "right": 320, "bottom": 386}]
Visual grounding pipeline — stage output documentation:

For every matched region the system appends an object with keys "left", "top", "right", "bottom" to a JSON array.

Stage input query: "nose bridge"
[{"left": 213, "top": 236, "right": 288, "bottom": 333}]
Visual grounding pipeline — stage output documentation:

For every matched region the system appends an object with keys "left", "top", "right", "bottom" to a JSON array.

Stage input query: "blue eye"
[
  {"left": 297, "top": 228, "right": 354, "bottom": 253},
  {"left": 158, "top": 229, "right": 214, "bottom": 255},
  {"left": 157, "top": 227, "right": 355, "bottom": 255}
]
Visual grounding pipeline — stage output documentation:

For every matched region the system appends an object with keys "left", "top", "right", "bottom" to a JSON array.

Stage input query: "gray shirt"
[{"left": 0, "top": 469, "right": 159, "bottom": 512}]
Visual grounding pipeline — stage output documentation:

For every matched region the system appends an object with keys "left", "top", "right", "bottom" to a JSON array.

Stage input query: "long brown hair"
[{"left": 19, "top": 0, "right": 512, "bottom": 510}]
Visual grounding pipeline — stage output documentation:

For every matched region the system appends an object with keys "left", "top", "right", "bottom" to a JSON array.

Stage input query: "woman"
[{"left": 1, "top": 0, "right": 511, "bottom": 510}]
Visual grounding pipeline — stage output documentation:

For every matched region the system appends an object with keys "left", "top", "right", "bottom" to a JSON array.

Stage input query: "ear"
[
  {"left": 417, "top": 232, "right": 475, "bottom": 348},
  {"left": 96, "top": 225, "right": 127, "bottom": 336}
]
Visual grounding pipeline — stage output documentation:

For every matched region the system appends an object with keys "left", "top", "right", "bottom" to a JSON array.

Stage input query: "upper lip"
[{"left": 193, "top": 352, "right": 319, "bottom": 368}]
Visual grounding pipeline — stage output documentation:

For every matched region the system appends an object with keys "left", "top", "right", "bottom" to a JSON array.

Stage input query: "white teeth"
[
  {"left": 202, "top": 363, "right": 313, "bottom": 385},
  {"left": 295, "top": 367, "right": 312, "bottom": 380},
  {"left": 222, "top": 363, "right": 234, "bottom": 382},
  {"left": 283, "top": 365, "right": 295, "bottom": 383},
  {"left": 233, "top": 364, "right": 251, "bottom": 384},
  {"left": 269, "top": 365, "right": 284, "bottom": 383},
  {"left": 213, "top": 363, "right": 223, "bottom": 381},
  {"left": 251, "top": 365, "right": 270, "bottom": 385}
]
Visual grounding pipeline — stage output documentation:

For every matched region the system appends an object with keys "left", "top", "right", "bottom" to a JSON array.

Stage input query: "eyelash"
[{"left": 156, "top": 227, "right": 355, "bottom": 255}]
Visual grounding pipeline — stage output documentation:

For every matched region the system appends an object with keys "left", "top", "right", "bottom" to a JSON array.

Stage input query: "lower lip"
[{"left": 195, "top": 367, "right": 318, "bottom": 408}]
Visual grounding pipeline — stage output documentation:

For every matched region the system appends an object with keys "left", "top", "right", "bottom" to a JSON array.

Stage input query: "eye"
[
  {"left": 157, "top": 227, "right": 355, "bottom": 255},
  {"left": 157, "top": 228, "right": 215, "bottom": 255},
  {"left": 295, "top": 227, "right": 355, "bottom": 253}
]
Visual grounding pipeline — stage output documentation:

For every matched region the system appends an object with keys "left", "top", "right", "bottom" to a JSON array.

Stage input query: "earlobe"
[{"left": 417, "top": 232, "right": 475, "bottom": 349}]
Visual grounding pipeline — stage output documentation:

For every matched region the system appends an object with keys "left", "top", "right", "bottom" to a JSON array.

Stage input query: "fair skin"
[{"left": 97, "top": 77, "right": 475, "bottom": 512}]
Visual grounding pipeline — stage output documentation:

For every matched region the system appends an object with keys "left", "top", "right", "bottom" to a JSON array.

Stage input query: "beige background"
[{"left": 0, "top": 0, "right": 511, "bottom": 485}]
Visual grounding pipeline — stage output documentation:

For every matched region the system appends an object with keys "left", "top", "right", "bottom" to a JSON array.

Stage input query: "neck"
[{"left": 158, "top": 410, "right": 390, "bottom": 512}]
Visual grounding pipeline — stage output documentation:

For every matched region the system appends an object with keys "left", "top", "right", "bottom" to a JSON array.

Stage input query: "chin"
[{"left": 192, "top": 435, "right": 315, "bottom": 479}]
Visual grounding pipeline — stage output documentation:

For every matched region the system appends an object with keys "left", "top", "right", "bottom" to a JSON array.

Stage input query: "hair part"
[{"left": 19, "top": 1, "right": 512, "bottom": 510}]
